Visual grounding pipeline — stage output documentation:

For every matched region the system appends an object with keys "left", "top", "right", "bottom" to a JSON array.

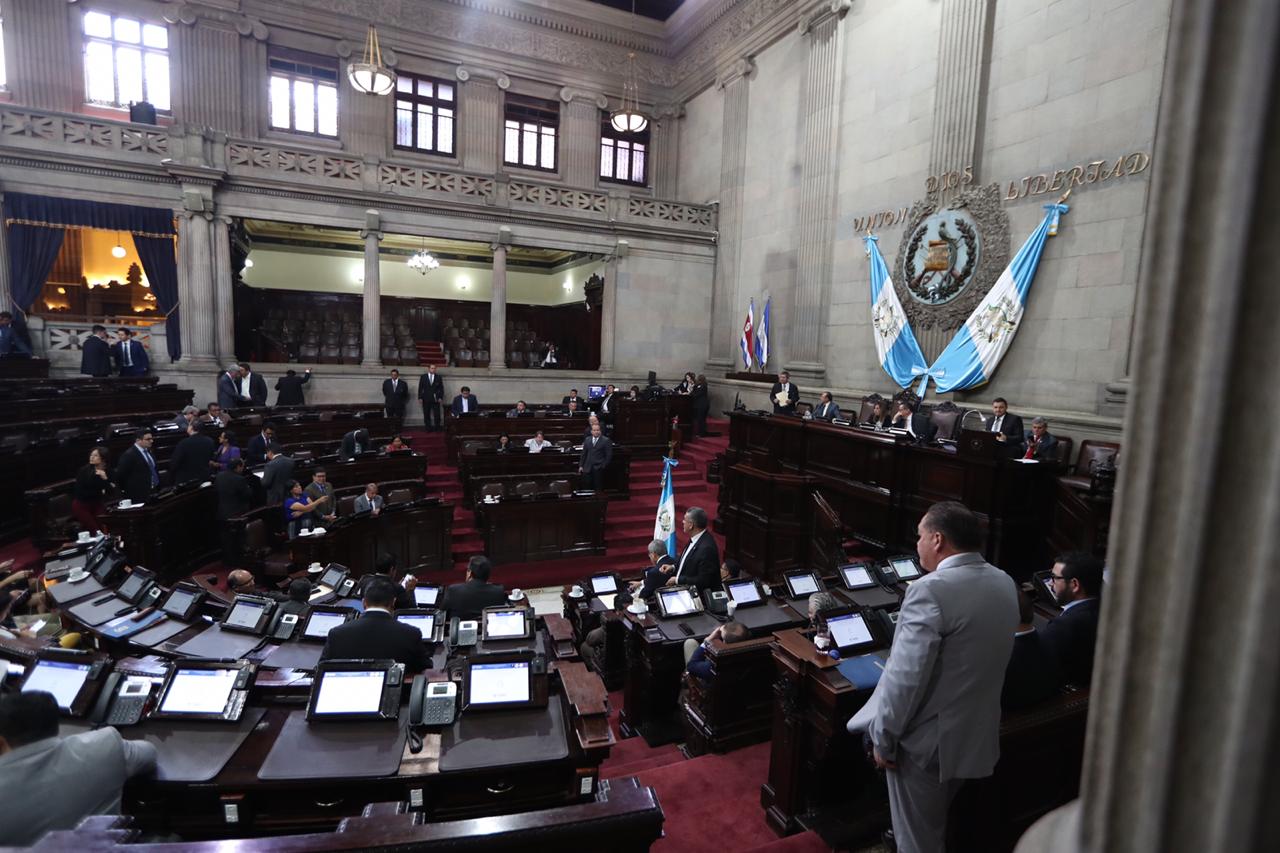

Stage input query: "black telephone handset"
[
  {"left": 89, "top": 672, "right": 155, "bottom": 727},
  {"left": 870, "top": 608, "right": 898, "bottom": 642},
  {"left": 702, "top": 589, "right": 729, "bottom": 617},
  {"left": 271, "top": 612, "right": 300, "bottom": 642},
  {"left": 449, "top": 617, "right": 478, "bottom": 648},
  {"left": 408, "top": 674, "right": 457, "bottom": 747},
  {"left": 336, "top": 578, "right": 356, "bottom": 597}
]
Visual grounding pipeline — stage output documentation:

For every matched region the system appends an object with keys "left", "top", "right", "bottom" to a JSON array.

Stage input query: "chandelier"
[
  {"left": 407, "top": 245, "right": 439, "bottom": 275},
  {"left": 609, "top": 2, "right": 648, "bottom": 133},
  {"left": 348, "top": 24, "right": 395, "bottom": 96}
]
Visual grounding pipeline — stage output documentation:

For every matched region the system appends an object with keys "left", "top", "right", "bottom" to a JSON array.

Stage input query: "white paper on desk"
[
  {"left": 846, "top": 685, "right": 880, "bottom": 734},
  {"left": 597, "top": 593, "right": 616, "bottom": 611}
]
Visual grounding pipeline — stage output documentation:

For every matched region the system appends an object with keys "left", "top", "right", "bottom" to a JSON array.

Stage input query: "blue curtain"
[
  {"left": 132, "top": 236, "right": 181, "bottom": 362},
  {"left": 4, "top": 193, "right": 178, "bottom": 359}
]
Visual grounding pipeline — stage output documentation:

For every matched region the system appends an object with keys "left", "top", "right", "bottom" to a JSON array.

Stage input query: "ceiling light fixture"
[
  {"left": 111, "top": 234, "right": 127, "bottom": 259},
  {"left": 348, "top": 24, "right": 396, "bottom": 96},
  {"left": 610, "top": 1, "right": 649, "bottom": 134},
  {"left": 407, "top": 237, "right": 440, "bottom": 275}
]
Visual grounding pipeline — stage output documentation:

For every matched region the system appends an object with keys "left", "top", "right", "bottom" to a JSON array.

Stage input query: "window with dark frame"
[
  {"left": 599, "top": 117, "right": 650, "bottom": 186},
  {"left": 394, "top": 73, "right": 455, "bottom": 155},
  {"left": 503, "top": 95, "right": 558, "bottom": 172},
  {"left": 82, "top": 10, "right": 170, "bottom": 111},
  {"left": 268, "top": 49, "right": 338, "bottom": 138}
]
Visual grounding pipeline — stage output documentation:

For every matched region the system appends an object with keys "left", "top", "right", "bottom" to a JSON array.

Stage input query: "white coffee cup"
[
  {"left": 814, "top": 635, "right": 831, "bottom": 651},
  {"left": 510, "top": 588, "right": 524, "bottom": 601},
  {"left": 570, "top": 585, "right": 584, "bottom": 597},
  {"left": 77, "top": 531, "right": 92, "bottom": 543},
  {"left": 119, "top": 498, "right": 133, "bottom": 509},
  {"left": 727, "top": 600, "right": 739, "bottom": 617},
  {"left": 307, "top": 562, "right": 324, "bottom": 573}
]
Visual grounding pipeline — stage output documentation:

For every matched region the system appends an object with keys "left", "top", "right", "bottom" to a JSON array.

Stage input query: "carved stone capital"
[
  {"left": 163, "top": 3, "right": 269, "bottom": 40},
  {"left": 335, "top": 40, "right": 353, "bottom": 59},
  {"left": 559, "top": 86, "right": 610, "bottom": 110},
  {"left": 716, "top": 56, "right": 756, "bottom": 90},
  {"left": 799, "top": 0, "right": 851, "bottom": 35},
  {"left": 654, "top": 103, "right": 686, "bottom": 120},
  {"left": 359, "top": 208, "right": 383, "bottom": 241},
  {"left": 455, "top": 65, "right": 511, "bottom": 91}
]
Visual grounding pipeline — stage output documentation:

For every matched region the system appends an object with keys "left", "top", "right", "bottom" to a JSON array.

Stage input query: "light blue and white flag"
[
  {"left": 754, "top": 296, "right": 771, "bottom": 368},
  {"left": 654, "top": 456, "right": 680, "bottom": 557},
  {"left": 920, "top": 202, "right": 1068, "bottom": 395},
  {"left": 740, "top": 298, "right": 755, "bottom": 369},
  {"left": 864, "top": 235, "right": 929, "bottom": 388}
]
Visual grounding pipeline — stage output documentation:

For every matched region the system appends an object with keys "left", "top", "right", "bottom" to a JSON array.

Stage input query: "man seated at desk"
[
  {"left": 451, "top": 386, "right": 478, "bottom": 416},
  {"left": 525, "top": 430, "right": 552, "bottom": 453},
  {"left": 304, "top": 469, "right": 337, "bottom": 526},
  {"left": 1041, "top": 551, "right": 1104, "bottom": 687},
  {"left": 321, "top": 577, "right": 430, "bottom": 672},
  {"left": 227, "top": 569, "right": 277, "bottom": 598},
  {"left": 812, "top": 391, "right": 840, "bottom": 422},
  {"left": 354, "top": 482, "right": 383, "bottom": 516},
  {"left": 277, "top": 579, "right": 313, "bottom": 620},
  {"left": 441, "top": 556, "right": 507, "bottom": 621},
  {"left": 355, "top": 554, "right": 416, "bottom": 610},
  {"left": 1022, "top": 417, "right": 1060, "bottom": 462},
  {"left": 892, "top": 401, "right": 936, "bottom": 443},
  {"left": 580, "top": 590, "right": 633, "bottom": 673},
  {"left": 562, "top": 389, "right": 584, "bottom": 408},
  {"left": 0, "top": 311, "right": 32, "bottom": 357},
  {"left": 0, "top": 692, "right": 158, "bottom": 847},
  {"left": 339, "top": 428, "right": 372, "bottom": 460},
  {"left": 685, "top": 621, "right": 750, "bottom": 681},
  {"left": 633, "top": 539, "right": 677, "bottom": 599},
  {"left": 564, "top": 400, "right": 583, "bottom": 417},
  {"left": 583, "top": 414, "right": 603, "bottom": 439},
  {"left": 173, "top": 404, "right": 201, "bottom": 431},
  {"left": 203, "top": 401, "right": 229, "bottom": 429},
  {"left": 507, "top": 400, "right": 531, "bottom": 418},
  {"left": 1002, "top": 586, "right": 1062, "bottom": 712}
]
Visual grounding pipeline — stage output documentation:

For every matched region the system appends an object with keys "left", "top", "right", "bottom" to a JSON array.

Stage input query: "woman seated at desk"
[
  {"left": 496, "top": 433, "right": 513, "bottom": 453},
  {"left": 864, "top": 400, "right": 891, "bottom": 430},
  {"left": 383, "top": 435, "right": 409, "bottom": 453},
  {"left": 72, "top": 446, "right": 114, "bottom": 534},
  {"left": 214, "top": 430, "right": 242, "bottom": 471},
  {"left": 283, "top": 480, "right": 321, "bottom": 539}
]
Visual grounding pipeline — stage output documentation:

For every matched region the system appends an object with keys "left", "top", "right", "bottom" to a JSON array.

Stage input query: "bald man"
[{"left": 227, "top": 570, "right": 267, "bottom": 597}]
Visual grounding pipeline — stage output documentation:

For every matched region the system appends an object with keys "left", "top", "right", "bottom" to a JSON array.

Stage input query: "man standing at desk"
[
  {"left": 442, "top": 556, "right": 507, "bottom": 621},
  {"left": 215, "top": 458, "right": 253, "bottom": 565},
  {"left": 246, "top": 423, "right": 275, "bottom": 467},
  {"left": 451, "top": 385, "right": 478, "bottom": 415},
  {"left": 383, "top": 368, "right": 409, "bottom": 425},
  {"left": 770, "top": 370, "right": 798, "bottom": 415},
  {"left": 579, "top": 422, "right": 613, "bottom": 491},
  {"left": 988, "top": 397, "right": 1025, "bottom": 457},
  {"left": 79, "top": 325, "right": 112, "bottom": 377},
  {"left": 238, "top": 362, "right": 268, "bottom": 407},
  {"left": 112, "top": 328, "right": 148, "bottom": 376},
  {"left": 217, "top": 364, "right": 245, "bottom": 411},
  {"left": 114, "top": 430, "right": 160, "bottom": 503},
  {"left": 671, "top": 507, "right": 721, "bottom": 593},
  {"left": 262, "top": 444, "right": 295, "bottom": 505},
  {"left": 418, "top": 364, "right": 444, "bottom": 432},
  {"left": 321, "top": 577, "right": 430, "bottom": 671},
  {"left": 274, "top": 368, "right": 311, "bottom": 406},
  {"left": 304, "top": 468, "right": 337, "bottom": 525},
  {"left": 852, "top": 501, "right": 1017, "bottom": 853}
]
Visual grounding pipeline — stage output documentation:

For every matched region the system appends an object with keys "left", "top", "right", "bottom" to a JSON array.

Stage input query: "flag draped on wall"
[
  {"left": 654, "top": 457, "right": 679, "bottom": 557},
  {"left": 754, "top": 297, "right": 771, "bottom": 369},
  {"left": 740, "top": 299, "right": 755, "bottom": 369},
  {"left": 922, "top": 202, "right": 1069, "bottom": 394},
  {"left": 864, "top": 235, "right": 929, "bottom": 387}
]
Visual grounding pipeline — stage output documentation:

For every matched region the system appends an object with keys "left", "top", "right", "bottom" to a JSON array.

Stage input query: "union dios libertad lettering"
[{"left": 850, "top": 151, "right": 1152, "bottom": 233}]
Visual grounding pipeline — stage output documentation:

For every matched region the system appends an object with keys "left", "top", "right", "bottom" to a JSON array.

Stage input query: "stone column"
[
  {"left": 489, "top": 231, "right": 509, "bottom": 369},
  {"left": 928, "top": 0, "right": 996, "bottom": 191},
  {"left": 599, "top": 243, "right": 625, "bottom": 372},
  {"left": 177, "top": 211, "right": 217, "bottom": 366},
  {"left": 212, "top": 215, "right": 235, "bottom": 361},
  {"left": 360, "top": 211, "right": 383, "bottom": 367},
  {"left": 1015, "top": 1, "right": 1280, "bottom": 852},
  {"left": 456, "top": 67, "right": 508, "bottom": 176},
  {"left": 707, "top": 57, "right": 755, "bottom": 371},
  {"left": 650, "top": 104, "right": 684, "bottom": 199},
  {"left": 789, "top": 0, "right": 851, "bottom": 381},
  {"left": 0, "top": 193, "right": 11, "bottom": 316},
  {"left": 6, "top": 0, "right": 77, "bottom": 112},
  {"left": 559, "top": 88, "right": 608, "bottom": 188}
]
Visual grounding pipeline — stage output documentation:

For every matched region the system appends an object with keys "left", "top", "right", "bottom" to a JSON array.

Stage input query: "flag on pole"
[
  {"left": 654, "top": 456, "right": 680, "bottom": 557},
  {"left": 920, "top": 202, "right": 1069, "bottom": 395},
  {"left": 864, "top": 235, "right": 929, "bottom": 388},
  {"left": 754, "top": 297, "right": 770, "bottom": 369},
  {"left": 740, "top": 299, "right": 755, "bottom": 370}
]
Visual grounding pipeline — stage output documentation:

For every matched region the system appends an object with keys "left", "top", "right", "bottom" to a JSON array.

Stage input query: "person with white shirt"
[
  {"left": 541, "top": 343, "right": 560, "bottom": 368},
  {"left": 237, "top": 361, "right": 267, "bottom": 407},
  {"left": 812, "top": 391, "right": 841, "bottom": 422},
  {"left": 451, "top": 386, "right": 478, "bottom": 416},
  {"left": 354, "top": 482, "right": 383, "bottom": 516},
  {"left": 0, "top": 692, "right": 158, "bottom": 847},
  {"left": 114, "top": 431, "right": 160, "bottom": 503},
  {"left": 770, "top": 370, "right": 799, "bottom": 414},
  {"left": 667, "top": 507, "right": 721, "bottom": 593},
  {"left": 598, "top": 384, "right": 617, "bottom": 419},
  {"left": 525, "top": 430, "right": 551, "bottom": 453},
  {"left": 892, "top": 402, "right": 936, "bottom": 443}
]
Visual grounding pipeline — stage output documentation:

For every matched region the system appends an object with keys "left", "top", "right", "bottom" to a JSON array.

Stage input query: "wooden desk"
[
  {"left": 721, "top": 412, "right": 1056, "bottom": 580},
  {"left": 0, "top": 356, "right": 49, "bottom": 378},
  {"left": 289, "top": 500, "right": 454, "bottom": 574},
  {"left": 459, "top": 446, "right": 632, "bottom": 502},
  {"left": 475, "top": 493, "right": 608, "bottom": 565}
]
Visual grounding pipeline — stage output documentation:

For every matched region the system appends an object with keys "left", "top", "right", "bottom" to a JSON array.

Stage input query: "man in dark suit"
[
  {"left": 0, "top": 311, "right": 32, "bottom": 357},
  {"left": 217, "top": 365, "right": 244, "bottom": 411},
  {"left": 245, "top": 424, "right": 275, "bottom": 467},
  {"left": 770, "top": 370, "right": 799, "bottom": 415},
  {"left": 79, "top": 325, "right": 112, "bottom": 377},
  {"left": 114, "top": 431, "right": 160, "bottom": 503},
  {"left": 261, "top": 443, "right": 295, "bottom": 504},
  {"left": 320, "top": 577, "right": 431, "bottom": 671},
  {"left": 339, "top": 428, "right": 371, "bottom": 460},
  {"left": 441, "top": 556, "right": 507, "bottom": 621},
  {"left": 813, "top": 391, "right": 840, "bottom": 422},
  {"left": 417, "top": 365, "right": 444, "bottom": 432},
  {"left": 892, "top": 401, "right": 936, "bottom": 443},
  {"left": 671, "top": 507, "right": 722, "bottom": 593},
  {"left": 634, "top": 539, "right": 677, "bottom": 599},
  {"left": 168, "top": 423, "right": 215, "bottom": 486},
  {"left": 1041, "top": 551, "right": 1104, "bottom": 687},
  {"left": 988, "top": 397, "right": 1026, "bottom": 457},
  {"left": 597, "top": 384, "right": 618, "bottom": 421},
  {"left": 1002, "top": 587, "right": 1063, "bottom": 712},
  {"left": 562, "top": 389, "right": 584, "bottom": 408},
  {"left": 382, "top": 369, "right": 409, "bottom": 423},
  {"left": 215, "top": 458, "right": 253, "bottom": 566},
  {"left": 690, "top": 375, "right": 710, "bottom": 436},
  {"left": 112, "top": 329, "right": 148, "bottom": 376},
  {"left": 451, "top": 386, "right": 478, "bottom": 416},
  {"left": 686, "top": 621, "right": 750, "bottom": 681},
  {"left": 1022, "top": 417, "right": 1060, "bottom": 462},
  {"left": 274, "top": 368, "right": 310, "bottom": 406},
  {"left": 578, "top": 422, "right": 613, "bottom": 491},
  {"left": 237, "top": 362, "right": 268, "bottom": 407}
]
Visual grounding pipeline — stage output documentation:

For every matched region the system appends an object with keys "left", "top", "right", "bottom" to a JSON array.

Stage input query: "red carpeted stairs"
[
  {"left": 416, "top": 341, "right": 447, "bottom": 366},
  {"left": 403, "top": 420, "right": 730, "bottom": 589}
]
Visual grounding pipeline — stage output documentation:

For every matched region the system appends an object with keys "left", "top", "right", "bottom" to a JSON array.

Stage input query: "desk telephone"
[
  {"left": 449, "top": 618, "right": 479, "bottom": 648},
  {"left": 271, "top": 612, "right": 300, "bottom": 641},
  {"left": 89, "top": 671, "right": 161, "bottom": 727},
  {"left": 409, "top": 676, "right": 457, "bottom": 727},
  {"left": 702, "top": 589, "right": 729, "bottom": 617}
]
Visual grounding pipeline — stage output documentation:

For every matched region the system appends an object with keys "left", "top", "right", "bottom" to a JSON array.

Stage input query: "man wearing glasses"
[{"left": 1041, "top": 552, "right": 1104, "bottom": 687}]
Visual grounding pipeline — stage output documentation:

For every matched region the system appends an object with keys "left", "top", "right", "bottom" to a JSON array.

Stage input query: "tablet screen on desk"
[
  {"left": 889, "top": 558, "right": 921, "bottom": 581},
  {"left": 311, "top": 669, "right": 385, "bottom": 716},
  {"left": 161, "top": 588, "right": 196, "bottom": 618},
  {"left": 484, "top": 609, "right": 528, "bottom": 640},
  {"left": 468, "top": 661, "right": 531, "bottom": 705},
  {"left": 785, "top": 572, "right": 820, "bottom": 597},
  {"left": 398, "top": 613, "right": 435, "bottom": 639},
  {"left": 840, "top": 565, "right": 876, "bottom": 589},
  {"left": 317, "top": 567, "right": 346, "bottom": 589},
  {"left": 413, "top": 585, "right": 440, "bottom": 607},
  {"left": 224, "top": 598, "right": 268, "bottom": 631},
  {"left": 590, "top": 574, "right": 618, "bottom": 594},
  {"left": 828, "top": 613, "right": 874, "bottom": 650},
  {"left": 21, "top": 660, "right": 91, "bottom": 710},
  {"left": 726, "top": 580, "right": 761, "bottom": 604},
  {"left": 116, "top": 572, "right": 149, "bottom": 601},
  {"left": 658, "top": 588, "right": 697, "bottom": 616},
  {"left": 302, "top": 610, "right": 347, "bottom": 640},
  {"left": 158, "top": 667, "right": 238, "bottom": 715}
]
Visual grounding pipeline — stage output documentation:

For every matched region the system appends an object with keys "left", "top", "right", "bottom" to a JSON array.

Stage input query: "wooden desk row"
[{"left": 458, "top": 446, "right": 632, "bottom": 503}]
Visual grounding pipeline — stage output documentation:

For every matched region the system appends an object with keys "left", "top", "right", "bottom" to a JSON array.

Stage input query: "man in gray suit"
[
  {"left": 848, "top": 501, "right": 1018, "bottom": 852},
  {"left": 0, "top": 691, "right": 158, "bottom": 846}
]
